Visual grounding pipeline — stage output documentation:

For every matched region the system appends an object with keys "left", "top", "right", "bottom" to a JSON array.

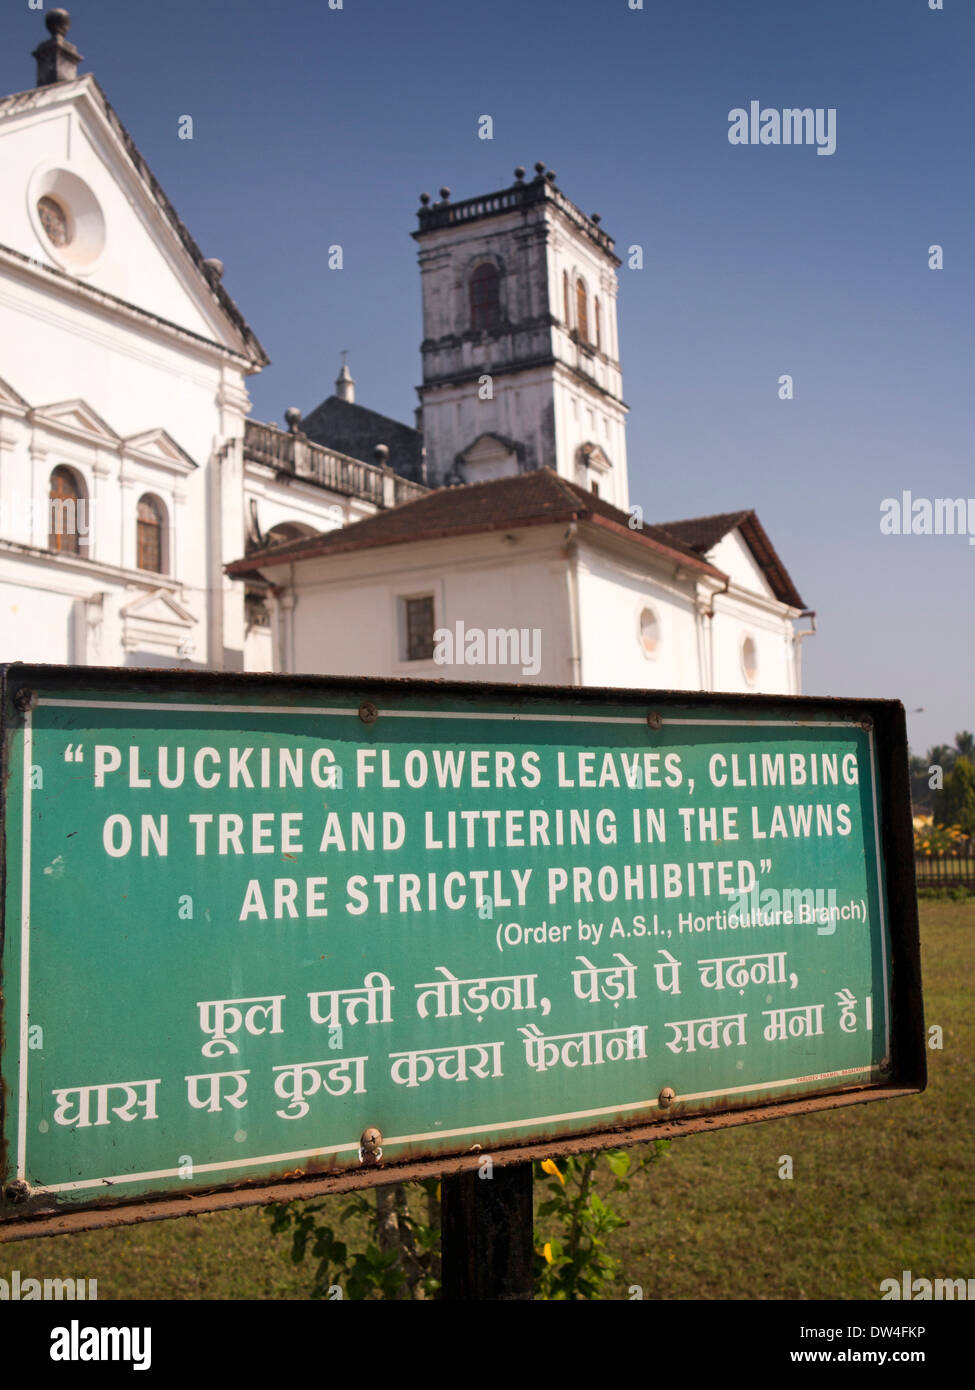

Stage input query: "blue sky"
[{"left": 3, "top": 0, "right": 971, "bottom": 754}]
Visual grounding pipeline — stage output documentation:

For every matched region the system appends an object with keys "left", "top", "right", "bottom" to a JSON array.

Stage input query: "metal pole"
[{"left": 440, "top": 1160, "right": 534, "bottom": 1300}]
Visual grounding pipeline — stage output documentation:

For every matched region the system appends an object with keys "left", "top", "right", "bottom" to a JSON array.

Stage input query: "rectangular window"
[{"left": 404, "top": 595, "right": 435, "bottom": 661}]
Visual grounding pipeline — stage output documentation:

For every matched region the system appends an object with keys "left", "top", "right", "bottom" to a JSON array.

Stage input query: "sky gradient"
[{"left": 2, "top": 0, "right": 971, "bottom": 755}]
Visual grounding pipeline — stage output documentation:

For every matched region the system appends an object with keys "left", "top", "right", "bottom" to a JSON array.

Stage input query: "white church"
[{"left": 0, "top": 10, "right": 814, "bottom": 694}]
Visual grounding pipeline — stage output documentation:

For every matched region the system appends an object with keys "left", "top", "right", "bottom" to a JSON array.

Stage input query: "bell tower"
[{"left": 413, "top": 164, "right": 629, "bottom": 510}]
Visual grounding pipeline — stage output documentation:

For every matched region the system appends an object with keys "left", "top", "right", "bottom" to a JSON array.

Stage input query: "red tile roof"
[
  {"left": 658, "top": 509, "right": 806, "bottom": 610},
  {"left": 227, "top": 469, "right": 726, "bottom": 579}
]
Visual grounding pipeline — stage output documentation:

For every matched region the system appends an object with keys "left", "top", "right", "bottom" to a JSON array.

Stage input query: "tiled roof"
[
  {"left": 227, "top": 469, "right": 725, "bottom": 577},
  {"left": 659, "top": 509, "right": 806, "bottom": 610}
]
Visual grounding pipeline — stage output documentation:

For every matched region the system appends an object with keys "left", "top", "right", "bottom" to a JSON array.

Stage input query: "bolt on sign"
[{"left": 0, "top": 665, "right": 924, "bottom": 1237}]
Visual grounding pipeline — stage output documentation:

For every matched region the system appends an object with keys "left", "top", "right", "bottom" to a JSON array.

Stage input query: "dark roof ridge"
[
  {"left": 227, "top": 468, "right": 725, "bottom": 578},
  {"left": 659, "top": 508, "right": 805, "bottom": 610}
]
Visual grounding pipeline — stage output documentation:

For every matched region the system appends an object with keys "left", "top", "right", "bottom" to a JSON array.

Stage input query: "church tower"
[{"left": 413, "top": 164, "right": 629, "bottom": 510}]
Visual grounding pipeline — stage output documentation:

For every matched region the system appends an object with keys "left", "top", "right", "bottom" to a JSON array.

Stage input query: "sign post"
[
  {"left": 0, "top": 664, "right": 924, "bottom": 1260},
  {"left": 441, "top": 1162, "right": 534, "bottom": 1301}
]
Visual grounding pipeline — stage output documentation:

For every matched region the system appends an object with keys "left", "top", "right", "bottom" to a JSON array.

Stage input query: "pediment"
[
  {"left": 706, "top": 528, "right": 777, "bottom": 602},
  {"left": 461, "top": 432, "right": 521, "bottom": 465},
  {"left": 457, "top": 432, "right": 523, "bottom": 483},
  {"left": 0, "top": 375, "right": 29, "bottom": 414},
  {"left": 123, "top": 428, "right": 197, "bottom": 472},
  {"left": 0, "top": 76, "right": 266, "bottom": 363},
  {"left": 120, "top": 588, "right": 195, "bottom": 626},
  {"left": 578, "top": 441, "right": 611, "bottom": 472},
  {"left": 34, "top": 399, "right": 119, "bottom": 445}
]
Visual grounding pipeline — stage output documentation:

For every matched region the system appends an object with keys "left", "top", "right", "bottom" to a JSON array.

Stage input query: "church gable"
[
  {"left": 659, "top": 509, "right": 805, "bottom": 610},
  {"left": 0, "top": 63, "right": 265, "bottom": 364},
  {"left": 707, "top": 528, "right": 779, "bottom": 601}
]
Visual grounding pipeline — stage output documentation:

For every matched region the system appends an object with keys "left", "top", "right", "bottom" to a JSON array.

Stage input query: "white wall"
[
  {"left": 255, "top": 522, "right": 801, "bottom": 696},
  {"left": 574, "top": 541, "right": 704, "bottom": 691},
  {"left": 273, "top": 528, "right": 574, "bottom": 685}
]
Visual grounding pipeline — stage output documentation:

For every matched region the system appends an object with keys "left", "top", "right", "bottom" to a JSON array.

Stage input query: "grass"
[
  {"left": 4, "top": 902, "right": 972, "bottom": 1300},
  {"left": 603, "top": 900, "right": 974, "bottom": 1299}
]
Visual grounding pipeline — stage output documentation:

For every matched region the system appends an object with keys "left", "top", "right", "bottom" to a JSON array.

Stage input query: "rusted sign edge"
[{"left": 0, "top": 1082, "right": 921, "bottom": 1243}]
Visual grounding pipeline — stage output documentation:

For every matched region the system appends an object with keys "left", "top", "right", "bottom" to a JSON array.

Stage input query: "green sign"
[{"left": 0, "top": 666, "right": 924, "bottom": 1233}]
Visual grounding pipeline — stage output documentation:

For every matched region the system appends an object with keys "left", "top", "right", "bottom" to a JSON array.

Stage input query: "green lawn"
[{"left": 4, "top": 902, "right": 972, "bottom": 1300}]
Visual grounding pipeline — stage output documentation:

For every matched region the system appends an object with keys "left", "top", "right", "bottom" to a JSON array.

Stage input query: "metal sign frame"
[{"left": 0, "top": 664, "right": 925, "bottom": 1241}]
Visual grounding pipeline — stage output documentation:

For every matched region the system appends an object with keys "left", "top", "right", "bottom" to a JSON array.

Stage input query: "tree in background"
[
  {"left": 954, "top": 731, "right": 975, "bottom": 763},
  {"left": 909, "top": 734, "right": 972, "bottom": 818},
  {"left": 935, "top": 756, "right": 975, "bottom": 838}
]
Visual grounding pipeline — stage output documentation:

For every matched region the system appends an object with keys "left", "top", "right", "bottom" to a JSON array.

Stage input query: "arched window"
[
  {"left": 137, "top": 494, "right": 166, "bottom": 573},
  {"left": 470, "top": 262, "right": 500, "bottom": 332},
  {"left": 576, "top": 277, "right": 589, "bottom": 343},
  {"left": 594, "top": 297, "right": 601, "bottom": 351},
  {"left": 48, "top": 466, "right": 86, "bottom": 555}
]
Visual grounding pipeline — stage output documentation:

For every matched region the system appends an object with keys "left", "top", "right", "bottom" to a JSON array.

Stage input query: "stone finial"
[
  {"left": 545, "top": 170, "right": 557, "bottom": 184},
  {"left": 335, "top": 361, "right": 355, "bottom": 404},
  {"left": 514, "top": 166, "right": 526, "bottom": 182},
  {"left": 33, "top": 9, "right": 83, "bottom": 87},
  {"left": 591, "top": 213, "right": 601, "bottom": 224},
  {"left": 373, "top": 443, "right": 390, "bottom": 467},
  {"left": 203, "top": 257, "right": 224, "bottom": 279},
  {"left": 419, "top": 192, "right": 430, "bottom": 206},
  {"left": 284, "top": 407, "right": 303, "bottom": 433},
  {"left": 439, "top": 187, "right": 451, "bottom": 202},
  {"left": 533, "top": 161, "right": 546, "bottom": 178}
]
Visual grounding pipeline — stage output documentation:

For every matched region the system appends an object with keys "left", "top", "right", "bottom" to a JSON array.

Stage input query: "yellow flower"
[
  {"left": 541, "top": 1159, "right": 565, "bottom": 1186},
  {"left": 542, "top": 1242, "right": 554, "bottom": 1264}
]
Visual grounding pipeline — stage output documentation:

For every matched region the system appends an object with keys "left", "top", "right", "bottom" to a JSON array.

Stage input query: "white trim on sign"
[{"left": 16, "top": 697, "right": 890, "bottom": 1193}]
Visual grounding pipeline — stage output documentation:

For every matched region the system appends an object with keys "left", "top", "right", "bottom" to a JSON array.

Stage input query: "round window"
[
  {"left": 639, "top": 607, "right": 660, "bottom": 657},
  {"left": 37, "top": 195, "right": 71, "bottom": 248},
  {"left": 28, "top": 167, "right": 106, "bottom": 272}
]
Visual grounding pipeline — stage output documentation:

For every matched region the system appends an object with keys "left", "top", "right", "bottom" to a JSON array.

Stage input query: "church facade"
[
  {"left": 1, "top": 11, "right": 813, "bottom": 697},
  {"left": 0, "top": 11, "right": 414, "bottom": 674}
]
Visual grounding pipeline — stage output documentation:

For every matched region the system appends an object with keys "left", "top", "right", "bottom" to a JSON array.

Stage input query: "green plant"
[
  {"left": 917, "top": 883, "right": 975, "bottom": 902},
  {"left": 266, "top": 1145, "right": 668, "bottom": 1300},
  {"left": 533, "top": 1144, "right": 668, "bottom": 1300},
  {"left": 265, "top": 1178, "right": 441, "bottom": 1300}
]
